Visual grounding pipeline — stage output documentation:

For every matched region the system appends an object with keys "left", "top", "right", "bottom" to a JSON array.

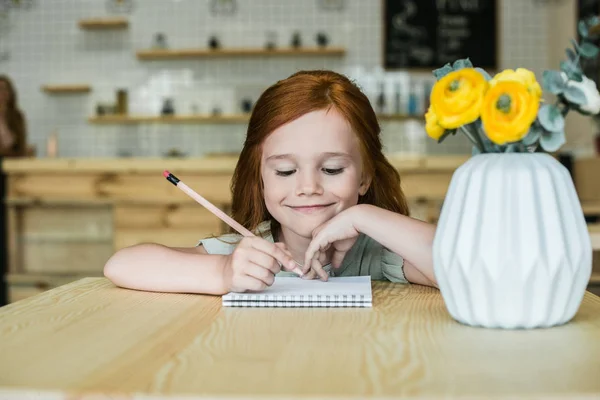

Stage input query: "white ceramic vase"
[{"left": 433, "top": 153, "right": 592, "bottom": 329}]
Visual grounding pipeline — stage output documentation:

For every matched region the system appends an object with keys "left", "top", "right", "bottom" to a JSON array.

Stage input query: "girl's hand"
[
  {"left": 299, "top": 251, "right": 328, "bottom": 281},
  {"left": 223, "top": 237, "right": 297, "bottom": 292},
  {"left": 303, "top": 206, "right": 362, "bottom": 281}
]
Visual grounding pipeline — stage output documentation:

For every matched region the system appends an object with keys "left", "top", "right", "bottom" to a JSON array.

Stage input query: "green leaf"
[
  {"left": 566, "top": 48, "right": 578, "bottom": 63},
  {"left": 476, "top": 119, "right": 494, "bottom": 152},
  {"left": 539, "top": 130, "right": 566, "bottom": 152},
  {"left": 525, "top": 143, "right": 540, "bottom": 153},
  {"left": 522, "top": 123, "right": 542, "bottom": 146},
  {"left": 579, "top": 21, "right": 589, "bottom": 38},
  {"left": 542, "top": 70, "right": 566, "bottom": 94},
  {"left": 437, "top": 129, "right": 455, "bottom": 143},
  {"left": 563, "top": 85, "right": 587, "bottom": 105},
  {"left": 471, "top": 146, "right": 481, "bottom": 156},
  {"left": 504, "top": 143, "right": 520, "bottom": 153},
  {"left": 573, "top": 104, "right": 595, "bottom": 116},
  {"left": 571, "top": 39, "right": 580, "bottom": 52},
  {"left": 474, "top": 67, "right": 492, "bottom": 81},
  {"left": 588, "top": 16, "right": 600, "bottom": 27},
  {"left": 579, "top": 42, "right": 599, "bottom": 58},
  {"left": 538, "top": 104, "right": 565, "bottom": 133},
  {"left": 560, "top": 60, "right": 583, "bottom": 82},
  {"left": 433, "top": 63, "right": 453, "bottom": 80},
  {"left": 452, "top": 58, "right": 473, "bottom": 71}
]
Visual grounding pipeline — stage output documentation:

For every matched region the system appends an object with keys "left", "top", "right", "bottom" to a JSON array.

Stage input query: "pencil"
[{"left": 163, "top": 170, "right": 304, "bottom": 276}]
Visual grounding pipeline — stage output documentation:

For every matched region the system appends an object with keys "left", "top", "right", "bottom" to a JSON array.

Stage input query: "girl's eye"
[
  {"left": 275, "top": 170, "right": 295, "bottom": 176},
  {"left": 323, "top": 168, "right": 344, "bottom": 175}
]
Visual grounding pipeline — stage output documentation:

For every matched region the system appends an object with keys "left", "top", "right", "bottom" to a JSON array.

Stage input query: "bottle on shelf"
[
  {"left": 376, "top": 82, "right": 386, "bottom": 114},
  {"left": 116, "top": 89, "right": 128, "bottom": 115},
  {"left": 394, "top": 82, "right": 402, "bottom": 115},
  {"left": 46, "top": 130, "right": 58, "bottom": 158},
  {"left": 407, "top": 81, "right": 418, "bottom": 116}
]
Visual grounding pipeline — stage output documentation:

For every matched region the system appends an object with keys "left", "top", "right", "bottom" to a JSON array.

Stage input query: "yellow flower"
[
  {"left": 481, "top": 81, "right": 540, "bottom": 145},
  {"left": 491, "top": 68, "right": 542, "bottom": 99},
  {"left": 425, "top": 107, "right": 445, "bottom": 140},
  {"left": 430, "top": 68, "right": 489, "bottom": 129}
]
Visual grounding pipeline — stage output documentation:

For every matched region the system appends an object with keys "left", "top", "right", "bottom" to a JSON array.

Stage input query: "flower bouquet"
[{"left": 427, "top": 18, "right": 596, "bottom": 329}]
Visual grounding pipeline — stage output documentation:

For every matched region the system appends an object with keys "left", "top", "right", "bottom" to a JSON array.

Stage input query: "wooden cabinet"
[
  {"left": 2, "top": 158, "right": 240, "bottom": 302},
  {"left": 113, "top": 204, "right": 225, "bottom": 249}
]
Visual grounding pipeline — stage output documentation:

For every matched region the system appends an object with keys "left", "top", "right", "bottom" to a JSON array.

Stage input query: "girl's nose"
[{"left": 295, "top": 171, "right": 323, "bottom": 196}]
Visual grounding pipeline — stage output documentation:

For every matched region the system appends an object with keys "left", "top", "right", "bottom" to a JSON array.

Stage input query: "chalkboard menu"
[{"left": 383, "top": 0, "right": 498, "bottom": 70}]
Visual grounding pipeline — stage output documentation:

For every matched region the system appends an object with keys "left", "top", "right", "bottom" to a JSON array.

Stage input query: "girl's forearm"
[
  {"left": 103, "top": 244, "right": 230, "bottom": 295},
  {"left": 354, "top": 204, "right": 437, "bottom": 284}
]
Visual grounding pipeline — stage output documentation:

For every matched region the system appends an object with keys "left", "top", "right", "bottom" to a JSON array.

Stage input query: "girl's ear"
[{"left": 358, "top": 175, "right": 371, "bottom": 196}]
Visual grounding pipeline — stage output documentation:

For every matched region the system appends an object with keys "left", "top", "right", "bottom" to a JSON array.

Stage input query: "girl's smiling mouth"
[{"left": 287, "top": 203, "right": 335, "bottom": 214}]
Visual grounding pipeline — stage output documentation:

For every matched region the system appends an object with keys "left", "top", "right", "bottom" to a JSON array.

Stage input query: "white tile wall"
[{"left": 0, "top": 0, "right": 553, "bottom": 158}]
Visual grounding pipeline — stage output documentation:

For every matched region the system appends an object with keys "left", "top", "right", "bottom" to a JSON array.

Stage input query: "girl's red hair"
[{"left": 230, "top": 70, "right": 409, "bottom": 234}]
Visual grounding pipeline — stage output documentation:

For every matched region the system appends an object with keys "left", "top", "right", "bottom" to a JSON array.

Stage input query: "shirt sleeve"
[
  {"left": 381, "top": 247, "right": 409, "bottom": 284},
  {"left": 197, "top": 234, "right": 241, "bottom": 255}
]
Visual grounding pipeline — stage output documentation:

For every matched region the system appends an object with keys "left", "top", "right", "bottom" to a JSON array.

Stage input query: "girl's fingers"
[
  {"left": 311, "top": 257, "right": 329, "bottom": 282},
  {"left": 243, "top": 262, "right": 276, "bottom": 287},
  {"left": 231, "top": 275, "right": 268, "bottom": 293},
  {"left": 274, "top": 242, "right": 302, "bottom": 273},
  {"left": 247, "top": 250, "right": 281, "bottom": 275},
  {"left": 250, "top": 238, "right": 297, "bottom": 273},
  {"left": 301, "top": 269, "right": 318, "bottom": 280}
]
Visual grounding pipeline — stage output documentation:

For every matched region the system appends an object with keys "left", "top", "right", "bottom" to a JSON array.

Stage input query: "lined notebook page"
[{"left": 222, "top": 276, "right": 372, "bottom": 308}]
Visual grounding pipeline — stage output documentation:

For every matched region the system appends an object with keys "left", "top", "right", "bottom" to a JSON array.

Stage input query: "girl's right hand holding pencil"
[{"left": 222, "top": 237, "right": 298, "bottom": 293}]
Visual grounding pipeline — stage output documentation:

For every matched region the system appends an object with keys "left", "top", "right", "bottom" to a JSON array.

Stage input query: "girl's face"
[
  {"left": 261, "top": 108, "right": 370, "bottom": 239},
  {"left": 0, "top": 81, "right": 10, "bottom": 107}
]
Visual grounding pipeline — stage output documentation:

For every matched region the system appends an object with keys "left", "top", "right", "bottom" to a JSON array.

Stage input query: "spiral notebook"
[{"left": 222, "top": 276, "right": 372, "bottom": 308}]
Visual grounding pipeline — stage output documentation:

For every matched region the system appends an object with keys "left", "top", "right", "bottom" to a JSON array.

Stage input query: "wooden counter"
[
  {"left": 2, "top": 155, "right": 599, "bottom": 303},
  {"left": 1, "top": 278, "right": 599, "bottom": 399},
  {"left": 0, "top": 154, "right": 470, "bottom": 173},
  {"left": 1, "top": 155, "right": 468, "bottom": 303}
]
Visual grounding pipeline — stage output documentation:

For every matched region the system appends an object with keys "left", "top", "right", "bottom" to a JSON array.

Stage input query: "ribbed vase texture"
[{"left": 433, "top": 153, "right": 592, "bottom": 329}]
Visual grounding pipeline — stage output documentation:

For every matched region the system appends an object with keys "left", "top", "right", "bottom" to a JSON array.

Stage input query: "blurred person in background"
[{"left": 0, "top": 75, "right": 28, "bottom": 158}]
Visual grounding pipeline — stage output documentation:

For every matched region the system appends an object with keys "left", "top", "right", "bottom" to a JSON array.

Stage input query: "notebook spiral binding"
[
  {"left": 225, "top": 294, "right": 368, "bottom": 302},
  {"left": 222, "top": 300, "right": 371, "bottom": 308}
]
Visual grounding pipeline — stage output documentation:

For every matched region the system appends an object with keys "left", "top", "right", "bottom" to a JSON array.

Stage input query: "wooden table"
[{"left": 1, "top": 278, "right": 600, "bottom": 399}]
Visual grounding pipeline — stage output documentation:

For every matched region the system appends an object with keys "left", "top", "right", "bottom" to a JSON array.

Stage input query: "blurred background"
[
  {"left": 0, "top": 0, "right": 598, "bottom": 305},
  {"left": 2, "top": 0, "right": 597, "bottom": 158}
]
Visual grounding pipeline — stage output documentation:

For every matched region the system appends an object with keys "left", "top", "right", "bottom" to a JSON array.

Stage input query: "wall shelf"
[
  {"left": 42, "top": 85, "right": 91, "bottom": 94},
  {"left": 136, "top": 47, "right": 346, "bottom": 60},
  {"left": 89, "top": 113, "right": 423, "bottom": 125},
  {"left": 88, "top": 114, "right": 251, "bottom": 124},
  {"left": 78, "top": 17, "right": 129, "bottom": 30}
]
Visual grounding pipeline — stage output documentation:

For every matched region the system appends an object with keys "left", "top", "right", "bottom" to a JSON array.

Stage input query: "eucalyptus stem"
[
  {"left": 459, "top": 125, "right": 485, "bottom": 153},
  {"left": 473, "top": 129, "right": 486, "bottom": 153}
]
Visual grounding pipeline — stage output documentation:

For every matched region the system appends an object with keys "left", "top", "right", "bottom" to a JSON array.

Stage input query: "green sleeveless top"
[{"left": 198, "top": 221, "right": 408, "bottom": 283}]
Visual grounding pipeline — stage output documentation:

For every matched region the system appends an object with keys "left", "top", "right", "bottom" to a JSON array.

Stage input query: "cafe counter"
[{"left": 2, "top": 155, "right": 599, "bottom": 303}]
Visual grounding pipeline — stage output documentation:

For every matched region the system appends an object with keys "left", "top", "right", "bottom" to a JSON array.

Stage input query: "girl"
[
  {"left": 104, "top": 70, "right": 438, "bottom": 294},
  {"left": 0, "top": 75, "right": 28, "bottom": 157}
]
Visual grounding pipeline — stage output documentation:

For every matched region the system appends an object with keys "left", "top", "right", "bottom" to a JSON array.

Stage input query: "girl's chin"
[
  {"left": 275, "top": 211, "right": 337, "bottom": 237},
  {"left": 277, "top": 220, "right": 322, "bottom": 239}
]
